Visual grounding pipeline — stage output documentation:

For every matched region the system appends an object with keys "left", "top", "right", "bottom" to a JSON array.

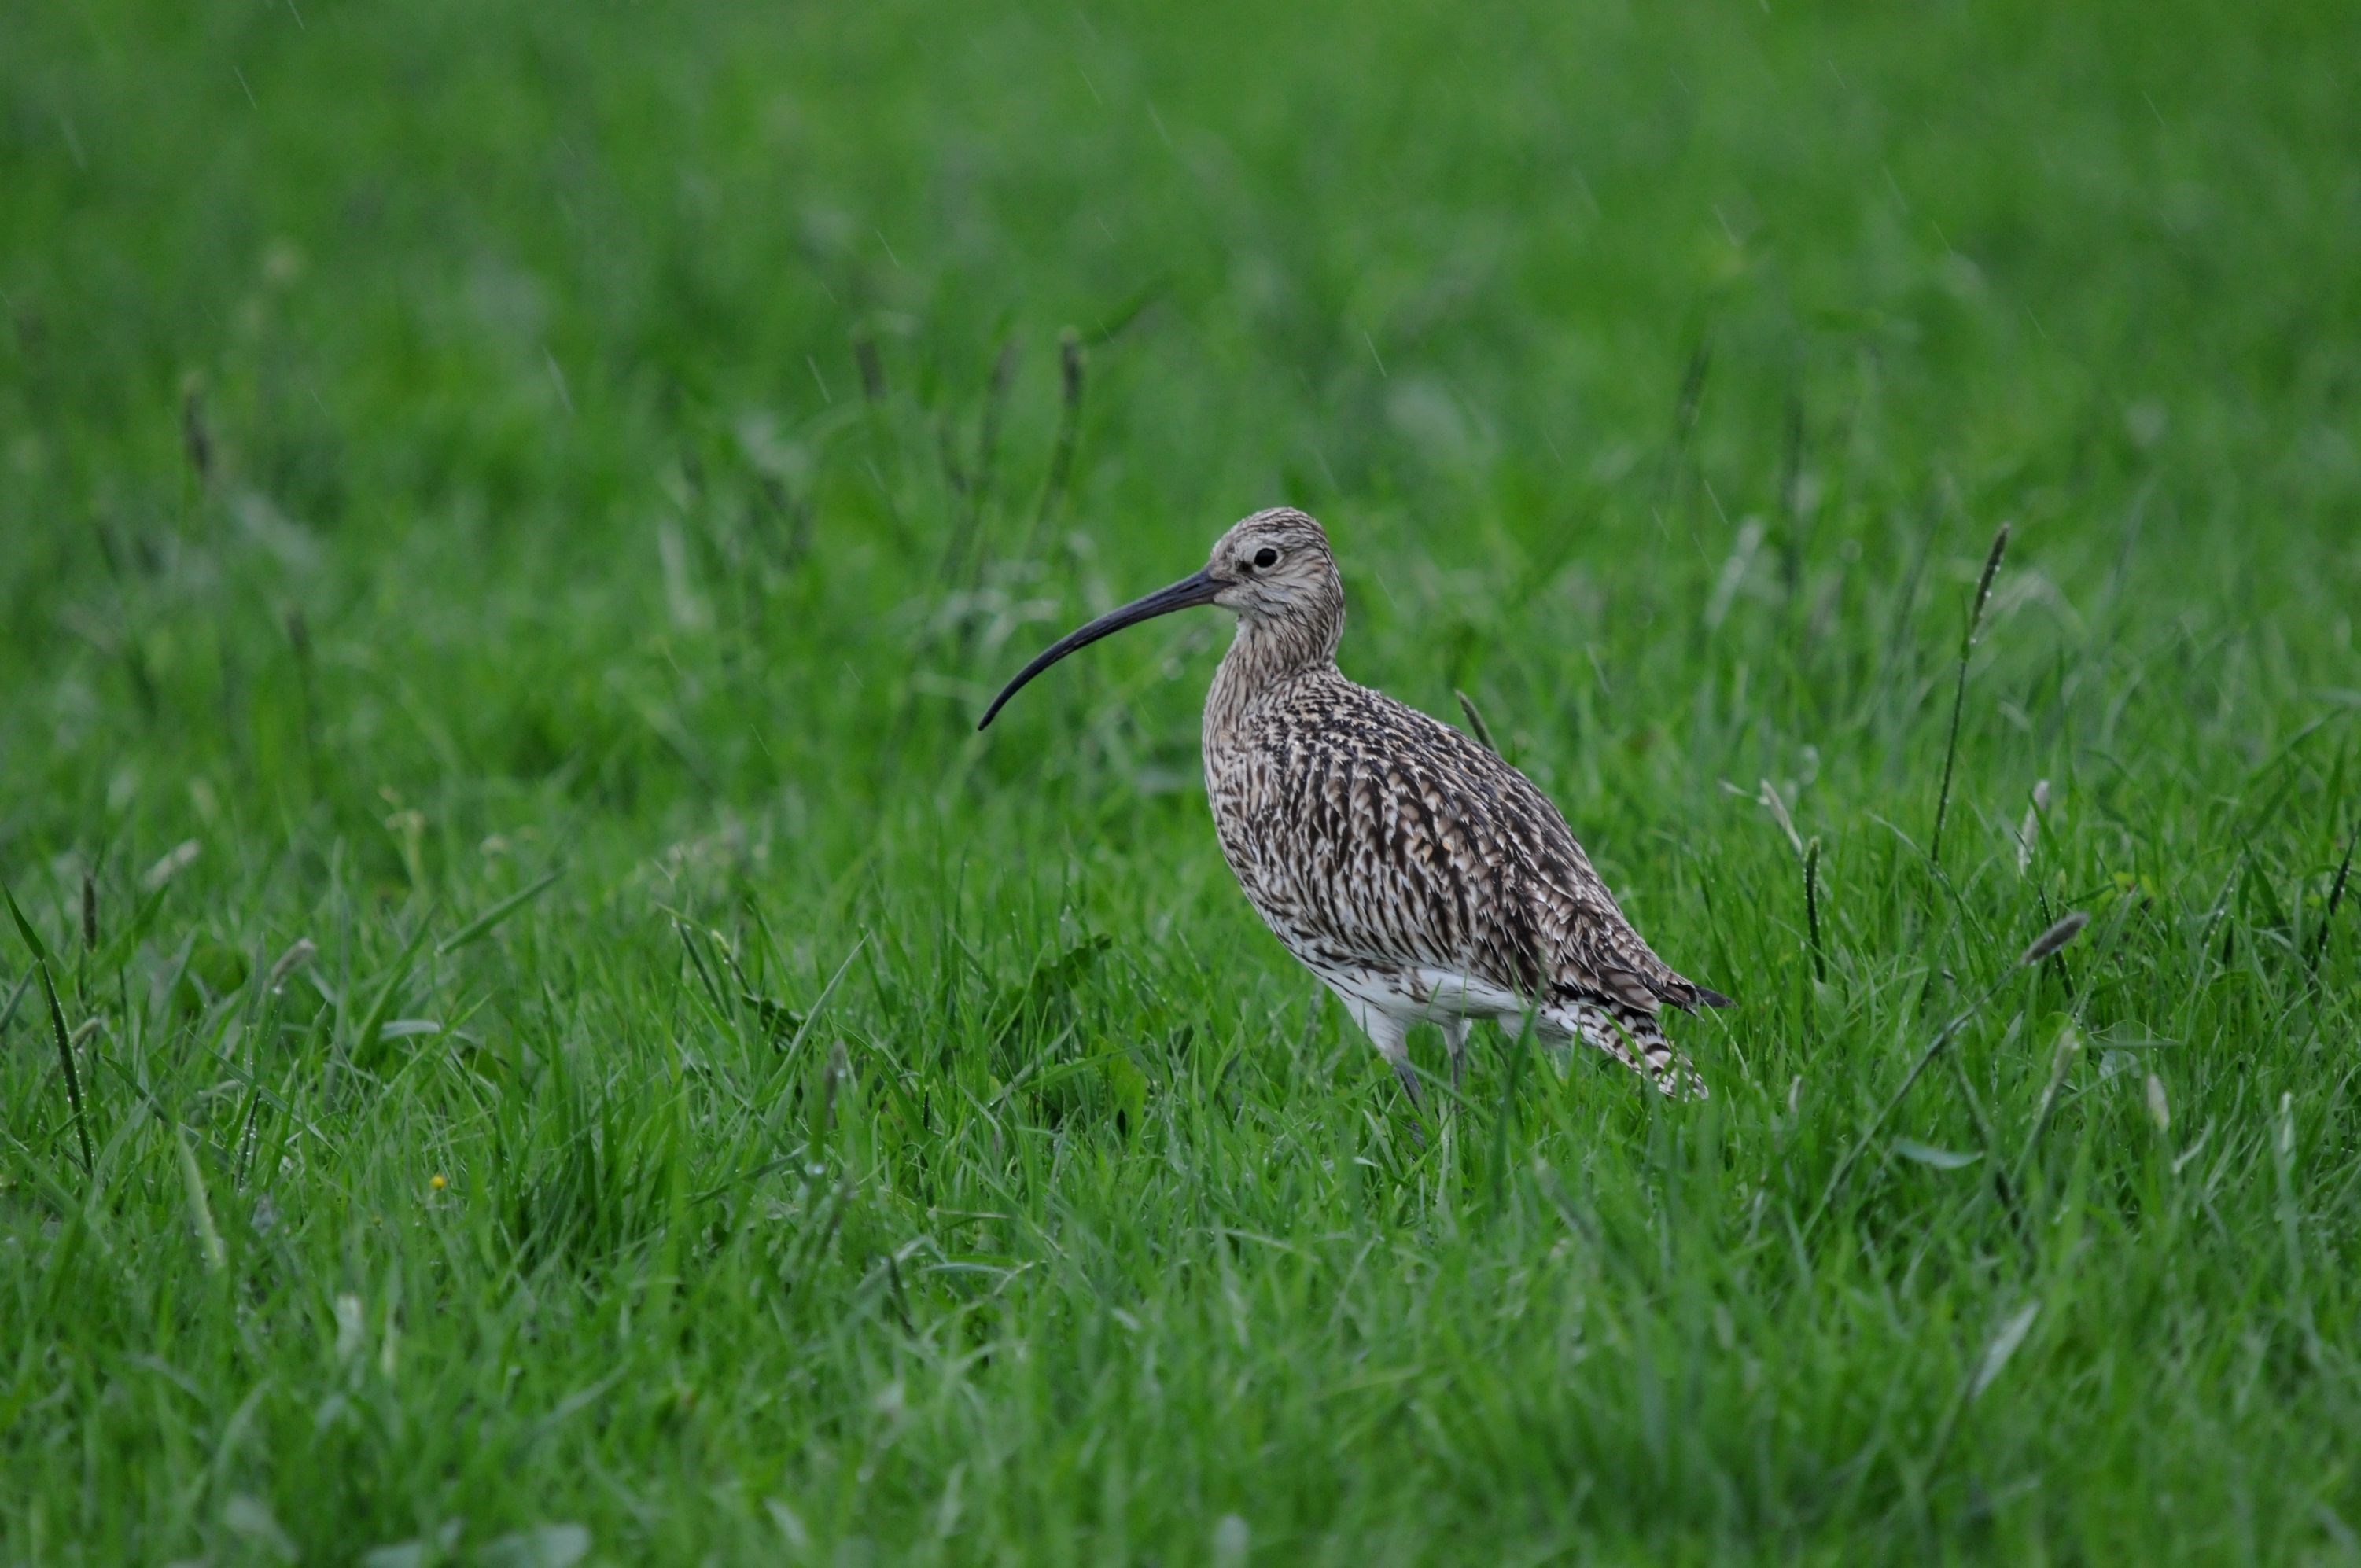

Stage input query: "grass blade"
[
  {"left": 437, "top": 867, "right": 562, "bottom": 956},
  {"left": 175, "top": 1126, "right": 227, "bottom": 1272},
  {"left": 1030, "top": 327, "right": 1087, "bottom": 540},
  {"left": 1929, "top": 521, "right": 2010, "bottom": 867},
  {"left": 5, "top": 885, "right": 94, "bottom": 1180},
  {"left": 33, "top": 960, "right": 94, "bottom": 1180},
  {"left": 352, "top": 909, "right": 437, "bottom": 1068},
  {"left": 1803, "top": 837, "right": 1827, "bottom": 985},
  {"left": 0, "top": 966, "right": 32, "bottom": 1038},
  {"left": 2011, "top": 1020, "right": 2084, "bottom": 1187},
  {"left": 1969, "top": 1300, "right": 2042, "bottom": 1401},
  {"left": 1799, "top": 915, "right": 2079, "bottom": 1239},
  {"left": 2310, "top": 824, "right": 2355, "bottom": 968},
  {"left": 1922, "top": 1300, "right": 2042, "bottom": 1478},
  {"left": 1455, "top": 690, "right": 1499, "bottom": 754},
  {"left": 4, "top": 882, "right": 53, "bottom": 965}
]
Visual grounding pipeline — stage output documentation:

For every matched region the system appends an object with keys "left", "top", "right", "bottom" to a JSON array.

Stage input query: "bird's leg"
[
  {"left": 1341, "top": 996, "right": 1423, "bottom": 1116},
  {"left": 1441, "top": 1018, "right": 1471, "bottom": 1095},
  {"left": 1391, "top": 1054, "right": 1425, "bottom": 1110}
]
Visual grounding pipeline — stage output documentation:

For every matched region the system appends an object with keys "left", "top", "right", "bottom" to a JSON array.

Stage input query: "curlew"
[{"left": 978, "top": 507, "right": 1730, "bottom": 1106}]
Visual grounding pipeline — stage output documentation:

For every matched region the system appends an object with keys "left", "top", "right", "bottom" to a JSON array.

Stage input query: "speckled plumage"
[{"left": 984, "top": 506, "right": 1729, "bottom": 1105}]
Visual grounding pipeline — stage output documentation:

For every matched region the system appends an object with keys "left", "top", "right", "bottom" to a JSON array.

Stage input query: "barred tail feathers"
[{"left": 1542, "top": 997, "right": 1707, "bottom": 1100}]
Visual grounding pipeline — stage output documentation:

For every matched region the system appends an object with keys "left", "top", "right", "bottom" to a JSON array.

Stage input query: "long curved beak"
[{"left": 977, "top": 569, "right": 1221, "bottom": 730}]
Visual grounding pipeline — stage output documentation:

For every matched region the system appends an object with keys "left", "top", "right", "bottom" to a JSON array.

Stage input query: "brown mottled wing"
[
  {"left": 1481, "top": 738, "right": 1726, "bottom": 1014},
  {"left": 1215, "top": 674, "right": 1718, "bottom": 1014}
]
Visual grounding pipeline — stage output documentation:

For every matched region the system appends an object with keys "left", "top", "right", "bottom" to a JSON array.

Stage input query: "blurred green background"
[{"left": 4, "top": 0, "right": 2359, "bottom": 1561}]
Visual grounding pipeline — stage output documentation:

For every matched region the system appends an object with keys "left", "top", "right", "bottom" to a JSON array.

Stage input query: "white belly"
[{"left": 1311, "top": 963, "right": 1527, "bottom": 1028}]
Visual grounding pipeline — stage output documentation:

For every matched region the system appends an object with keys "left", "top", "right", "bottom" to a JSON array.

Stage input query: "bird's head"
[
  {"left": 1203, "top": 507, "right": 1341, "bottom": 624},
  {"left": 977, "top": 506, "right": 1343, "bottom": 730}
]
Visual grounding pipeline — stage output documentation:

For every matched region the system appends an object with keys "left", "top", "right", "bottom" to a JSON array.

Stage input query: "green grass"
[{"left": 6, "top": 0, "right": 2361, "bottom": 1560}]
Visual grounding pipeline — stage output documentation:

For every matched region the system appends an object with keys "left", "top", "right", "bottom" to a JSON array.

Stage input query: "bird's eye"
[{"left": 1252, "top": 547, "right": 1280, "bottom": 569}]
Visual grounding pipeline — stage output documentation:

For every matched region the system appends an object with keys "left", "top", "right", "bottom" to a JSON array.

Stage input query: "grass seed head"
[{"left": 2020, "top": 910, "right": 2090, "bottom": 966}]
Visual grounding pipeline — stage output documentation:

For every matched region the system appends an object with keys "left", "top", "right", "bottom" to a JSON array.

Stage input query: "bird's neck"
[{"left": 1205, "top": 612, "right": 1339, "bottom": 746}]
